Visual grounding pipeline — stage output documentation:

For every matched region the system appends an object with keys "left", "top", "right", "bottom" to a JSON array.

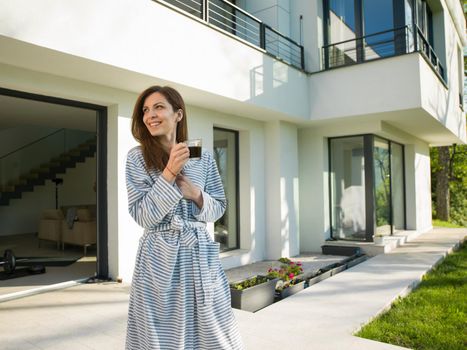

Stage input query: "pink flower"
[
  {"left": 289, "top": 273, "right": 294, "bottom": 279},
  {"left": 290, "top": 261, "right": 295, "bottom": 265},
  {"left": 297, "top": 262, "right": 302, "bottom": 266},
  {"left": 268, "top": 268, "right": 272, "bottom": 272}
]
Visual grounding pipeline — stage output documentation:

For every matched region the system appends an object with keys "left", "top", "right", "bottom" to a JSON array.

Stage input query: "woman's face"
[{"left": 142, "top": 92, "right": 181, "bottom": 142}]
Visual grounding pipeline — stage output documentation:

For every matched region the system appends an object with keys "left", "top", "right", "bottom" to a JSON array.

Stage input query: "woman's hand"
[
  {"left": 162, "top": 143, "right": 189, "bottom": 182},
  {"left": 167, "top": 143, "right": 189, "bottom": 174},
  {"left": 176, "top": 175, "right": 204, "bottom": 209}
]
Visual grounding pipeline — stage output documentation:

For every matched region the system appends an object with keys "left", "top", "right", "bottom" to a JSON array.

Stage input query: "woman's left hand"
[{"left": 176, "top": 175, "right": 204, "bottom": 209}]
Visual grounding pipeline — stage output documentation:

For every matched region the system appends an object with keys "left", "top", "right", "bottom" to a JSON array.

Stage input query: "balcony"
[
  {"left": 156, "top": 0, "right": 304, "bottom": 70},
  {"left": 322, "top": 25, "right": 446, "bottom": 84}
]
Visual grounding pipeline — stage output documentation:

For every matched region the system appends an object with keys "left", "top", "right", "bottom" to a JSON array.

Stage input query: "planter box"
[
  {"left": 330, "top": 264, "right": 346, "bottom": 276},
  {"left": 230, "top": 275, "right": 278, "bottom": 312},
  {"left": 307, "top": 269, "right": 332, "bottom": 286},
  {"left": 278, "top": 280, "right": 306, "bottom": 299},
  {"left": 346, "top": 255, "right": 367, "bottom": 268}
]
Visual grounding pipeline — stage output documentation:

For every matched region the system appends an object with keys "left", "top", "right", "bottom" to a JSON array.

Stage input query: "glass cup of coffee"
[{"left": 186, "top": 139, "right": 202, "bottom": 159}]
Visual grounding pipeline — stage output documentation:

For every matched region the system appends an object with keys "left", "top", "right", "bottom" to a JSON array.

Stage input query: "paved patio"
[{"left": 0, "top": 228, "right": 465, "bottom": 350}]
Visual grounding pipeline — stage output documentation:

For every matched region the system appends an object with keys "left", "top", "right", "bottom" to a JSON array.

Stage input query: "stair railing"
[{"left": 0, "top": 129, "right": 95, "bottom": 191}]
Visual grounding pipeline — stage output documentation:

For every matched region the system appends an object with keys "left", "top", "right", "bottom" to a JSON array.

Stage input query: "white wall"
[
  {"left": 0, "top": 155, "right": 96, "bottom": 236},
  {"left": 290, "top": 0, "right": 322, "bottom": 72},
  {"left": 0, "top": 0, "right": 309, "bottom": 122},
  {"left": 243, "top": 0, "right": 291, "bottom": 37},
  {"left": 405, "top": 141, "right": 433, "bottom": 232},
  {"left": 265, "top": 121, "right": 299, "bottom": 258},
  {"left": 298, "top": 129, "right": 330, "bottom": 253}
]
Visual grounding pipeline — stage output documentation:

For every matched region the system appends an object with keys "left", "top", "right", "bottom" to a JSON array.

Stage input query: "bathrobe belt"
[{"left": 148, "top": 216, "right": 213, "bottom": 305}]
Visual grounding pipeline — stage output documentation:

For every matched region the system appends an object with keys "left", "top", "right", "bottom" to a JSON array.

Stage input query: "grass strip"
[
  {"left": 432, "top": 219, "right": 464, "bottom": 228},
  {"left": 356, "top": 241, "right": 467, "bottom": 350}
]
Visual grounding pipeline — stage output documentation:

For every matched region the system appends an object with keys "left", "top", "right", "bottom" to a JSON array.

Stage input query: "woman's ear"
[{"left": 177, "top": 110, "right": 183, "bottom": 121}]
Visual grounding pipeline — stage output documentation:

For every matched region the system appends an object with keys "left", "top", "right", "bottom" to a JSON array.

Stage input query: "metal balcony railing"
[
  {"left": 157, "top": 0, "right": 305, "bottom": 70},
  {"left": 322, "top": 25, "right": 446, "bottom": 83}
]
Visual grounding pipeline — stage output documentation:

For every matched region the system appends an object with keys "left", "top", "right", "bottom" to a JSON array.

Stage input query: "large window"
[
  {"left": 213, "top": 128, "right": 239, "bottom": 251},
  {"left": 323, "top": 0, "right": 441, "bottom": 73},
  {"left": 324, "top": 0, "right": 402, "bottom": 67},
  {"left": 329, "top": 135, "right": 406, "bottom": 241}
]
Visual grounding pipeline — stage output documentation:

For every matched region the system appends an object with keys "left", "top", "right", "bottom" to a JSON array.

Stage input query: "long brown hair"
[{"left": 131, "top": 86, "right": 188, "bottom": 171}]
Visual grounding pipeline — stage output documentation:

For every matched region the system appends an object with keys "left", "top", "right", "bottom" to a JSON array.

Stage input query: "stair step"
[
  {"left": 0, "top": 185, "right": 15, "bottom": 192},
  {"left": 321, "top": 245, "right": 361, "bottom": 256}
]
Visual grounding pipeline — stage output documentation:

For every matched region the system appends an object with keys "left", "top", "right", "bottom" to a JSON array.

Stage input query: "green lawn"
[
  {"left": 356, "top": 242, "right": 467, "bottom": 350},
  {"left": 432, "top": 219, "right": 465, "bottom": 228}
]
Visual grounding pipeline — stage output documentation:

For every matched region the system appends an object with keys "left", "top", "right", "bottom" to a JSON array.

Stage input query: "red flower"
[
  {"left": 297, "top": 262, "right": 302, "bottom": 266},
  {"left": 289, "top": 273, "right": 294, "bottom": 279},
  {"left": 290, "top": 261, "right": 295, "bottom": 265}
]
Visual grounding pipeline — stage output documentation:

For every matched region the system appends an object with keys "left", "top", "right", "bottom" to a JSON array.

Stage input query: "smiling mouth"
[{"left": 148, "top": 121, "right": 161, "bottom": 128}]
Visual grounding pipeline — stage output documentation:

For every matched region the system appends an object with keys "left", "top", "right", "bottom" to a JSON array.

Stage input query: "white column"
[
  {"left": 298, "top": 129, "right": 329, "bottom": 253},
  {"left": 265, "top": 121, "right": 299, "bottom": 259}
]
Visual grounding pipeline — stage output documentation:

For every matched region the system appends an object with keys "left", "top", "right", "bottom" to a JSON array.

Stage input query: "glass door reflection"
[{"left": 374, "top": 138, "right": 391, "bottom": 236}]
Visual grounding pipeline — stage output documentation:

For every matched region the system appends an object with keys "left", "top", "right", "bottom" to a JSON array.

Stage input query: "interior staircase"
[{"left": 0, "top": 137, "right": 97, "bottom": 206}]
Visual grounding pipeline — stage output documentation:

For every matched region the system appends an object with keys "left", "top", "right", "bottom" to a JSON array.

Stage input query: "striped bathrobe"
[{"left": 125, "top": 146, "right": 243, "bottom": 350}]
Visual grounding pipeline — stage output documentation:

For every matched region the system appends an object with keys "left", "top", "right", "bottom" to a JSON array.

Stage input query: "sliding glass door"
[
  {"left": 391, "top": 142, "right": 405, "bottom": 232},
  {"left": 329, "top": 135, "right": 405, "bottom": 241},
  {"left": 330, "top": 136, "right": 366, "bottom": 240},
  {"left": 374, "top": 138, "right": 391, "bottom": 235}
]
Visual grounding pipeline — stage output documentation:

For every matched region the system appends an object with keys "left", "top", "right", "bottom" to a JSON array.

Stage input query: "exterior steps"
[
  {"left": 0, "top": 137, "right": 96, "bottom": 206},
  {"left": 321, "top": 230, "right": 426, "bottom": 256}
]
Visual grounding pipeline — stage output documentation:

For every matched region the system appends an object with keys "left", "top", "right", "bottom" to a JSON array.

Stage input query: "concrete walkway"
[{"left": 0, "top": 228, "right": 465, "bottom": 350}]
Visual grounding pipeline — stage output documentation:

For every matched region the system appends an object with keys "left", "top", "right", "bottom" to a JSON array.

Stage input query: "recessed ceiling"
[{"left": 0, "top": 94, "right": 97, "bottom": 132}]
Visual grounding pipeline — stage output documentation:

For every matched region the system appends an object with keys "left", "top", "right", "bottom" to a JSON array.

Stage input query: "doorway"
[{"left": 0, "top": 87, "right": 108, "bottom": 295}]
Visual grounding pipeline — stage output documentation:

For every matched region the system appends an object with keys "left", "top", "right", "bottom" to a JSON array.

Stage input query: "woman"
[{"left": 125, "top": 86, "right": 243, "bottom": 350}]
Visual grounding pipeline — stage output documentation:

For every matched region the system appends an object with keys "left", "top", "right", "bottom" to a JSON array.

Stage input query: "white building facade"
[{"left": 0, "top": 0, "right": 465, "bottom": 282}]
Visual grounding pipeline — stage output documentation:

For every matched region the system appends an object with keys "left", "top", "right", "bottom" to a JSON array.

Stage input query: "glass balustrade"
[{"left": 0, "top": 129, "right": 95, "bottom": 192}]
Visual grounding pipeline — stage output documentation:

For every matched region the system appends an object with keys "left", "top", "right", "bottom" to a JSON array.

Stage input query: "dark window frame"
[{"left": 213, "top": 126, "right": 240, "bottom": 252}]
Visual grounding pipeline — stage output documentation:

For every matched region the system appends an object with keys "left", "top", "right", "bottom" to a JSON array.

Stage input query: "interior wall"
[{"left": 0, "top": 154, "right": 96, "bottom": 236}]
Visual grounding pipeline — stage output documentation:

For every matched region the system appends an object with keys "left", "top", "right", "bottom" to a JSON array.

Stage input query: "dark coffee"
[{"left": 189, "top": 146, "right": 202, "bottom": 158}]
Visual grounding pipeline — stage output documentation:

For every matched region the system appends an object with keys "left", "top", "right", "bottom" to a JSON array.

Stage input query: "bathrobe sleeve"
[
  {"left": 126, "top": 147, "right": 183, "bottom": 229},
  {"left": 192, "top": 151, "right": 227, "bottom": 222}
]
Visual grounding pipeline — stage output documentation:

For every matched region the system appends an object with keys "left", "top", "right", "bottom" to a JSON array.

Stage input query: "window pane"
[
  {"left": 374, "top": 138, "right": 391, "bottom": 235},
  {"left": 363, "top": 0, "right": 395, "bottom": 59},
  {"left": 328, "top": 0, "right": 358, "bottom": 66},
  {"left": 213, "top": 128, "right": 238, "bottom": 251},
  {"left": 330, "top": 137, "right": 366, "bottom": 241},
  {"left": 391, "top": 143, "right": 405, "bottom": 231},
  {"left": 405, "top": 0, "right": 415, "bottom": 51}
]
